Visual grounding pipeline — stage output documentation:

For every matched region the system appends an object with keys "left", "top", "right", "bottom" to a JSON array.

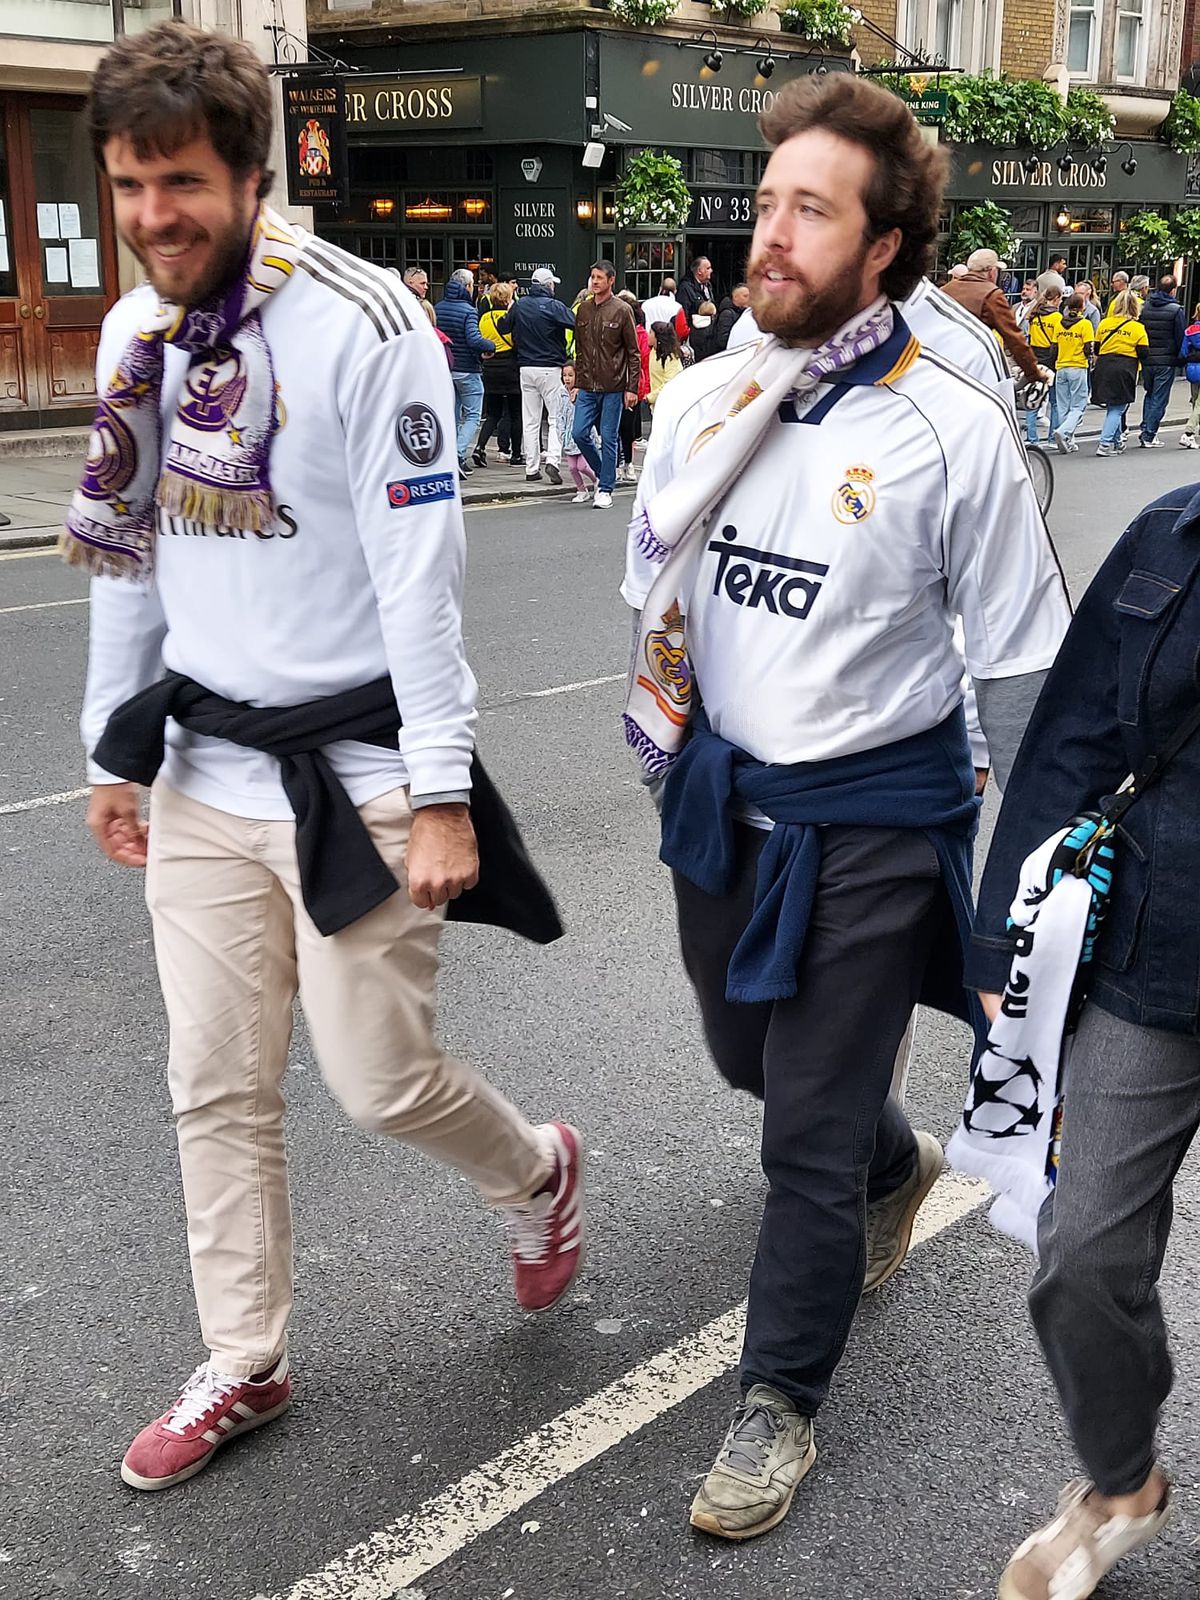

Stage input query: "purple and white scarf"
[
  {"left": 623, "top": 298, "right": 897, "bottom": 777},
  {"left": 61, "top": 206, "right": 304, "bottom": 580}
]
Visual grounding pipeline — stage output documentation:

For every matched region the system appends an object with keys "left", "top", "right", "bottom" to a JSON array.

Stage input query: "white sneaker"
[
  {"left": 999, "top": 1478, "right": 1170, "bottom": 1600},
  {"left": 593, "top": 490, "right": 613, "bottom": 509},
  {"left": 571, "top": 489, "right": 591, "bottom": 504},
  {"left": 1180, "top": 432, "right": 1198, "bottom": 449}
]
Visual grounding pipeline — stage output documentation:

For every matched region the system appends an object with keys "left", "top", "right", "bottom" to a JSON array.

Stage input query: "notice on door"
[
  {"left": 58, "top": 203, "right": 81, "bottom": 240},
  {"left": 37, "top": 203, "right": 59, "bottom": 240},
  {"left": 44, "top": 246, "right": 69, "bottom": 284},
  {"left": 68, "top": 237, "right": 100, "bottom": 288}
]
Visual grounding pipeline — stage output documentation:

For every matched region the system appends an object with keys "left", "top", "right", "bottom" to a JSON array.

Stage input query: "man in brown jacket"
[
  {"left": 572, "top": 260, "right": 641, "bottom": 509},
  {"left": 943, "top": 247, "right": 1051, "bottom": 390}
]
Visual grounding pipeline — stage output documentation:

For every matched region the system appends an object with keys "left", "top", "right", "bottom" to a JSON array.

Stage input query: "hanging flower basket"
[
  {"left": 615, "top": 149, "right": 692, "bottom": 232},
  {"left": 710, "top": 0, "right": 767, "bottom": 19},
  {"left": 777, "top": 0, "right": 861, "bottom": 45},
  {"left": 947, "top": 201, "right": 1019, "bottom": 266},
  {"left": 605, "top": 0, "right": 679, "bottom": 23}
]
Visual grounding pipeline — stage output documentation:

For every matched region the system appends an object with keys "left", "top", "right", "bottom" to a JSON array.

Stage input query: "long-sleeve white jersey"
[{"left": 81, "top": 236, "right": 477, "bottom": 818}]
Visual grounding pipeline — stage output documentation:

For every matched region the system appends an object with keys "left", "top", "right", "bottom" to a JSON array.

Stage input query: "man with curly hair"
[{"left": 621, "top": 72, "right": 1072, "bottom": 1539}]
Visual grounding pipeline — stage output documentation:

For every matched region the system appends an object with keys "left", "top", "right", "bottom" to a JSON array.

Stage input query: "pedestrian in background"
[
  {"left": 572, "top": 260, "right": 640, "bottom": 510},
  {"left": 475, "top": 260, "right": 499, "bottom": 315},
  {"left": 497, "top": 266, "right": 574, "bottom": 485},
  {"left": 1092, "top": 289, "right": 1147, "bottom": 457},
  {"left": 677, "top": 255, "right": 715, "bottom": 326},
  {"left": 641, "top": 274, "right": 682, "bottom": 331},
  {"left": 617, "top": 290, "right": 649, "bottom": 485},
  {"left": 1177, "top": 302, "right": 1200, "bottom": 448},
  {"left": 1107, "top": 270, "right": 1131, "bottom": 313},
  {"left": 688, "top": 300, "right": 720, "bottom": 362},
  {"left": 403, "top": 267, "right": 437, "bottom": 327},
  {"left": 434, "top": 267, "right": 495, "bottom": 478},
  {"left": 969, "top": 480, "right": 1200, "bottom": 1600},
  {"left": 1026, "top": 286, "right": 1064, "bottom": 442},
  {"left": 1130, "top": 274, "right": 1150, "bottom": 308},
  {"left": 1051, "top": 292, "right": 1094, "bottom": 454},
  {"left": 647, "top": 319, "right": 684, "bottom": 409},
  {"left": 716, "top": 284, "right": 751, "bottom": 350},
  {"left": 1137, "top": 274, "right": 1185, "bottom": 448},
  {"left": 1014, "top": 278, "right": 1039, "bottom": 328},
  {"left": 476, "top": 281, "right": 522, "bottom": 468},
  {"left": 943, "top": 248, "right": 1047, "bottom": 394},
  {"left": 1075, "top": 280, "right": 1101, "bottom": 331},
  {"left": 72, "top": 19, "right": 585, "bottom": 1495},
  {"left": 558, "top": 361, "right": 597, "bottom": 504}
]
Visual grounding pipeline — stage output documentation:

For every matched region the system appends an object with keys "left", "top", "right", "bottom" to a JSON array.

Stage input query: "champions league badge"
[
  {"left": 396, "top": 402, "right": 443, "bottom": 467},
  {"left": 832, "top": 463, "right": 876, "bottom": 525}
]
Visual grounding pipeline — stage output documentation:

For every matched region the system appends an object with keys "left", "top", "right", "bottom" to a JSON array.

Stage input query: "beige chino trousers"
[{"left": 144, "top": 779, "right": 550, "bottom": 1377}]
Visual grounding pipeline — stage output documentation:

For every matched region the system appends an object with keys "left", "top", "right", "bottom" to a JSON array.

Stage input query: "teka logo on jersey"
[
  {"left": 387, "top": 472, "right": 456, "bottom": 508},
  {"left": 708, "top": 525, "right": 829, "bottom": 618},
  {"left": 396, "top": 402, "right": 443, "bottom": 466}
]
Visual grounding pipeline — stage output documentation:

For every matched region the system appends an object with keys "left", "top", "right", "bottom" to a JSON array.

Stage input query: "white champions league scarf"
[
  {"left": 947, "top": 826, "right": 1097, "bottom": 1252},
  {"left": 622, "top": 297, "right": 897, "bottom": 777},
  {"left": 62, "top": 207, "right": 303, "bottom": 580}
]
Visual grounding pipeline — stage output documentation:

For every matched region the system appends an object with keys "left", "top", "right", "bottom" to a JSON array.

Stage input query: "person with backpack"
[
  {"left": 1136, "top": 274, "right": 1186, "bottom": 447},
  {"left": 1176, "top": 301, "right": 1200, "bottom": 448},
  {"left": 1092, "top": 290, "right": 1148, "bottom": 457}
]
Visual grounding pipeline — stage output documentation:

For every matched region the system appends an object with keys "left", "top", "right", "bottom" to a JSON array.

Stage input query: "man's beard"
[
  {"left": 748, "top": 243, "right": 873, "bottom": 346},
  {"left": 130, "top": 211, "right": 254, "bottom": 308}
]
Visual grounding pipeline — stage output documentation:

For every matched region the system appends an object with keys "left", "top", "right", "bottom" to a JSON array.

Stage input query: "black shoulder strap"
[{"left": 1102, "top": 701, "right": 1200, "bottom": 821}]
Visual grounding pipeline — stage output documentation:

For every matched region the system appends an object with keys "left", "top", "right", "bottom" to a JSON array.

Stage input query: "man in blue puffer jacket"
[
  {"left": 435, "top": 268, "right": 495, "bottom": 476},
  {"left": 1176, "top": 302, "right": 1200, "bottom": 448}
]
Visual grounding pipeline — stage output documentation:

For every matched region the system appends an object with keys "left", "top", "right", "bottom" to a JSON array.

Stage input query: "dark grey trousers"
[
  {"left": 674, "top": 822, "right": 946, "bottom": 1414},
  {"left": 1031, "top": 1001, "right": 1200, "bottom": 1495}
]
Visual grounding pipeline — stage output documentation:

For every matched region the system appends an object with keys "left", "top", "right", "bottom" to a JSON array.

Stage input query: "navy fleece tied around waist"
[{"left": 660, "top": 710, "right": 981, "bottom": 1009}]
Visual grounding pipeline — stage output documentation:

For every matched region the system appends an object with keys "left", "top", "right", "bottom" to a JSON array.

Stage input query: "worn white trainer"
[{"left": 999, "top": 1477, "right": 1170, "bottom": 1600}]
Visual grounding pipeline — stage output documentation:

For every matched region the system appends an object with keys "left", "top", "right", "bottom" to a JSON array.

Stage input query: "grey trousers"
[{"left": 1030, "top": 1001, "right": 1200, "bottom": 1495}]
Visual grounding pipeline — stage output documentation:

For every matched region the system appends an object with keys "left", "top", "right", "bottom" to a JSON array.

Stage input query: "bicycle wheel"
[{"left": 1024, "top": 443, "right": 1054, "bottom": 519}]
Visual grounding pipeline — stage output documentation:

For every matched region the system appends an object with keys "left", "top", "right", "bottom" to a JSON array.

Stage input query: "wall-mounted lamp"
[
  {"left": 1023, "top": 152, "right": 1042, "bottom": 177},
  {"left": 576, "top": 197, "right": 596, "bottom": 223},
  {"left": 752, "top": 37, "right": 776, "bottom": 77},
  {"left": 1055, "top": 206, "right": 1072, "bottom": 231},
  {"left": 1116, "top": 140, "right": 1138, "bottom": 175},
  {"left": 1057, "top": 149, "right": 1075, "bottom": 177},
  {"left": 370, "top": 197, "right": 396, "bottom": 219},
  {"left": 699, "top": 29, "right": 723, "bottom": 72}
]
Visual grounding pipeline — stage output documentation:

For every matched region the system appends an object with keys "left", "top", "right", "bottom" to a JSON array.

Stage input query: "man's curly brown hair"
[
  {"left": 88, "top": 21, "right": 274, "bottom": 198},
  {"left": 759, "top": 74, "right": 948, "bottom": 302}
]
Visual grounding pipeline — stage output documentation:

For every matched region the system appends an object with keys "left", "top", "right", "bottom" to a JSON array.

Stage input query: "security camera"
[{"left": 603, "top": 112, "right": 633, "bottom": 133}]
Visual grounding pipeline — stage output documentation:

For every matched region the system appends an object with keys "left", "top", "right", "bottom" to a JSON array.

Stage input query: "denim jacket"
[{"left": 966, "top": 484, "right": 1200, "bottom": 1035}]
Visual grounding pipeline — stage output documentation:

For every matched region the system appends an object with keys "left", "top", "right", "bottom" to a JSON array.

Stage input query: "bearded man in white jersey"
[
  {"left": 70, "top": 22, "right": 583, "bottom": 1493},
  {"left": 622, "top": 74, "right": 1071, "bottom": 1539}
]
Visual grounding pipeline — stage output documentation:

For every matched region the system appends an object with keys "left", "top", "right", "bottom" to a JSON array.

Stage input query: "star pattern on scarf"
[{"left": 963, "top": 1046, "right": 1045, "bottom": 1138}]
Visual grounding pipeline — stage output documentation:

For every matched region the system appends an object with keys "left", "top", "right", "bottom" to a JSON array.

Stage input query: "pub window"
[
  {"left": 1068, "top": 0, "right": 1102, "bottom": 77},
  {"left": 350, "top": 146, "right": 406, "bottom": 187},
  {"left": 349, "top": 234, "right": 399, "bottom": 269},
  {"left": 1007, "top": 203, "right": 1044, "bottom": 233},
  {"left": 691, "top": 150, "right": 748, "bottom": 185},
  {"left": 1114, "top": 0, "right": 1146, "bottom": 81},
  {"left": 935, "top": 0, "right": 963, "bottom": 64},
  {"left": 622, "top": 238, "right": 681, "bottom": 302},
  {"left": 465, "top": 149, "right": 495, "bottom": 182},
  {"left": 403, "top": 237, "right": 447, "bottom": 298}
]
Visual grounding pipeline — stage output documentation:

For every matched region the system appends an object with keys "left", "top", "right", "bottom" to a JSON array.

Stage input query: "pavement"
[
  {"left": 5, "top": 449, "right": 1200, "bottom": 1600},
  {"left": 1, "top": 374, "right": 1195, "bottom": 551}
]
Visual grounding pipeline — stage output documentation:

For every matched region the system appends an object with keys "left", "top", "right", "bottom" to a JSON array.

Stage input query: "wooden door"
[{"left": 0, "top": 96, "right": 118, "bottom": 427}]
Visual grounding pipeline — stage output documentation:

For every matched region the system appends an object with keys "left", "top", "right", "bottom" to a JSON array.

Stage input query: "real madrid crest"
[{"left": 832, "top": 464, "right": 876, "bottom": 525}]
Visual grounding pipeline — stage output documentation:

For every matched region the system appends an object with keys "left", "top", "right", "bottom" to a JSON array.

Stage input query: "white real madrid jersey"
[
  {"left": 624, "top": 318, "right": 1070, "bottom": 768},
  {"left": 82, "top": 236, "right": 477, "bottom": 818}
]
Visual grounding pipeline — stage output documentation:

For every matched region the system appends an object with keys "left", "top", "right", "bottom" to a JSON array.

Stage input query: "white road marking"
[
  {"left": 0, "top": 596, "right": 88, "bottom": 615},
  {"left": 265, "top": 1173, "right": 987, "bottom": 1600},
  {"left": 0, "top": 547, "right": 59, "bottom": 562},
  {"left": 0, "top": 786, "right": 90, "bottom": 816},
  {"left": 1, "top": 675, "right": 627, "bottom": 819}
]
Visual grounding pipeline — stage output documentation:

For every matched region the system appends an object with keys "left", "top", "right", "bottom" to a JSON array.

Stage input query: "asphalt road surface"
[{"left": 4, "top": 447, "right": 1200, "bottom": 1600}]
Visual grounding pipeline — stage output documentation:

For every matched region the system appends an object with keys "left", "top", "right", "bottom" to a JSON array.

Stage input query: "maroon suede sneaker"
[
  {"left": 504, "top": 1121, "right": 585, "bottom": 1312},
  {"left": 120, "top": 1355, "right": 291, "bottom": 1490}
]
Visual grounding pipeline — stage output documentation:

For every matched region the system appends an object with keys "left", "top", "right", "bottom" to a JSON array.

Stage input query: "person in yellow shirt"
[
  {"left": 1092, "top": 289, "right": 1149, "bottom": 455},
  {"left": 1026, "top": 287, "right": 1064, "bottom": 442},
  {"left": 1051, "top": 292, "right": 1095, "bottom": 452},
  {"left": 647, "top": 318, "right": 684, "bottom": 410}
]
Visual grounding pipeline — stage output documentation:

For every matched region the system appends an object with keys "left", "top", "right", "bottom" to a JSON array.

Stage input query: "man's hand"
[
  {"left": 978, "top": 991, "right": 1002, "bottom": 1024},
  {"left": 87, "top": 782, "right": 148, "bottom": 868},
  {"left": 624, "top": 390, "right": 639, "bottom": 409},
  {"left": 406, "top": 802, "right": 479, "bottom": 910},
  {"left": 974, "top": 767, "right": 990, "bottom": 798},
  {"left": 1037, "top": 364, "right": 1054, "bottom": 384}
]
